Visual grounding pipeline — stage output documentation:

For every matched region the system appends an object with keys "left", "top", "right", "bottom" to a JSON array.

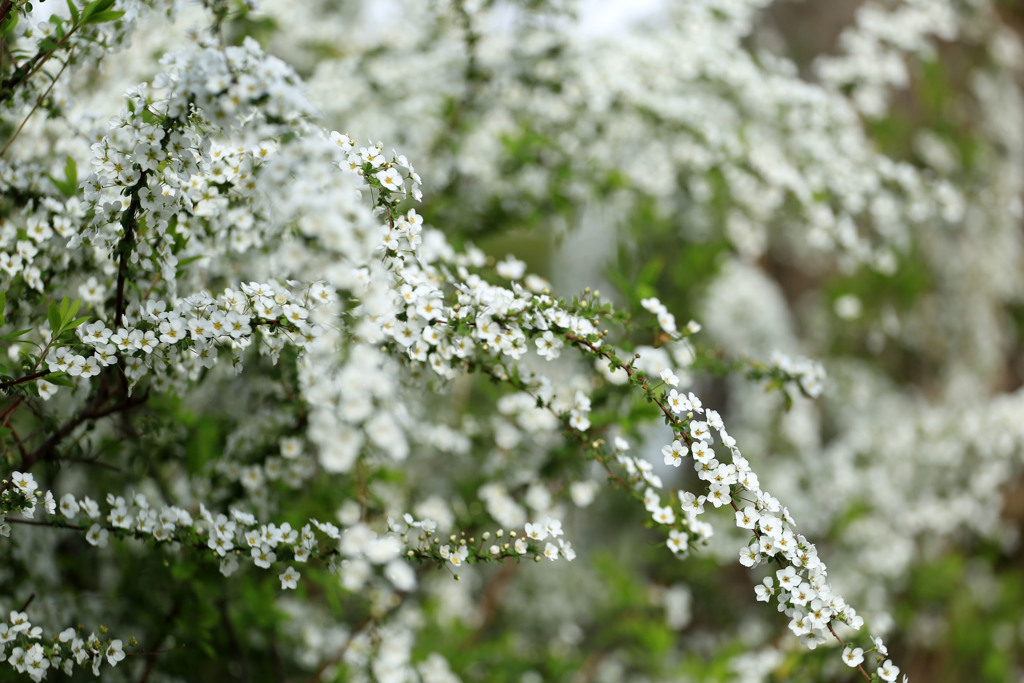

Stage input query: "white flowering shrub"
[{"left": 2, "top": 0, "right": 1023, "bottom": 681}]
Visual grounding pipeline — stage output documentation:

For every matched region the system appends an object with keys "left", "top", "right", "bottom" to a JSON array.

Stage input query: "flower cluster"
[
  {"left": 2, "top": 0, "right": 1022, "bottom": 681},
  {"left": 0, "top": 609, "right": 126, "bottom": 681}
]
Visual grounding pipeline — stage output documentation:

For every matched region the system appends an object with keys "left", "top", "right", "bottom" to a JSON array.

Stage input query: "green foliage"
[
  {"left": 47, "top": 156, "right": 79, "bottom": 198},
  {"left": 46, "top": 295, "right": 89, "bottom": 343}
]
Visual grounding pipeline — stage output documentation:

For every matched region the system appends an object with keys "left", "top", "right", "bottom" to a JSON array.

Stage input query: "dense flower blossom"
[{"left": 0, "top": 0, "right": 1021, "bottom": 681}]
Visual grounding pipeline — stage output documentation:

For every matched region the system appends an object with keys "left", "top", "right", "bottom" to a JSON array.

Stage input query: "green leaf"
[
  {"left": 80, "top": 0, "right": 115, "bottom": 22},
  {"left": 83, "top": 9, "right": 125, "bottom": 25},
  {"left": 176, "top": 255, "right": 206, "bottom": 268},
  {"left": 47, "top": 175, "right": 70, "bottom": 197},
  {"left": 0, "top": 290, "right": 6, "bottom": 326},
  {"left": 0, "top": 328, "right": 32, "bottom": 341},
  {"left": 47, "top": 301, "right": 61, "bottom": 334},
  {"left": 1, "top": 12, "right": 18, "bottom": 39},
  {"left": 63, "top": 314, "right": 91, "bottom": 331},
  {"left": 43, "top": 372, "right": 75, "bottom": 388},
  {"left": 47, "top": 157, "right": 78, "bottom": 197},
  {"left": 67, "top": 0, "right": 80, "bottom": 23},
  {"left": 64, "top": 298, "right": 82, "bottom": 325},
  {"left": 64, "top": 156, "right": 77, "bottom": 189}
]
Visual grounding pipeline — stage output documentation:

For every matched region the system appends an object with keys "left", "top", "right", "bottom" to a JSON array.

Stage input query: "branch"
[
  {"left": 0, "top": 46, "right": 74, "bottom": 157},
  {"left": 17, "top": 592, "right": 34, "bottom": 612},
  {"left": 0, "top": 369, "right": 50, "bottom": 392},
  {"left": 21, "top": 385, "right": 148, "bottom": 470},
  {"left": 828, "top": 622, "right": 872, "bottom": 681},
  {"left": 0, "top": 8, "right": 83, "bottom": 101},
  {"left": 217, "top": 599, "right": 251, "bottom": 683},
  {"left": 5, "top": 517, "right": 85, "bottom": 530},
  {"left": 137, "top": 601, "right": 182, "bottom": 683},
  {"left": 114, "top": 171, "right": 149, "bottom": 329}
]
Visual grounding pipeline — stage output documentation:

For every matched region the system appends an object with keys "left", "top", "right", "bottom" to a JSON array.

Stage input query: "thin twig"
[
  {"left": 4, "top": 517, "right": 85, "bottom": 530},
  {"left": 828, "top": 622, "right": 872, "bottom": 681},
  {"left": 22, "top": 386, "right": 147, "bottom": 470},
  {"left": 217, "top": 599, "right": 251, "bottom": 683},
  {"left": 6, "top": 424, "right": 28, "bottom": 460},
  {"left": 137, "top": 601, "right": 182, "bottom": 683},
  {"left": 0, "top": 46, "right": 74, "bottom": 157},
  {"left": 58, "top": 455, "right": 123, "bottom": 472},
  {"left": 462, "top": 561, "right": 518, "bottom": 647},
  {"left": 305, "top": 613, "right": 375, "bottom": 683},
  {"left": 0, "top": 396, "right": 24, "bottom": 427},
  {"left": 0, "top": 370, "right": 50, "bottom": 392},
  {"left": 114, "top": 172, "right": 148, "bottom": 329},
  {"left": 17, "top": 592, "right": 34, "bottom": 612}
]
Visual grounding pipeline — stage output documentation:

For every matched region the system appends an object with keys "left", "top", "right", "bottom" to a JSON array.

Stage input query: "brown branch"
[
  {"left": 462, "top": 561, "right": 519, "bottom": 647},
  {"left": 217, "top": 599, "right": 251, "bottom": 683},
  {"left": 0, "top": 370, "right": 50, "bottom": 392},
  {"left": 59, "top": 455, "right": 123, "bottom": 472},
  {"left": 21, "top": 385, "right": 147, "bottom": 470},
  {"left": 6, "top": 423, "right": 27, "bottom": 459},
  {"left": 0, "top": 7, "right": 83, "bottom": 101},
  {"left": 4, "top": 517, "right": 85, "bottom": 530},
  {"left": 828, "top": 622, "right": 872, "bottom": 681},
  {"left": 305, "top": 613, "right": 375, "bottom": 683},
  {"left": 114, "top": 172, "right": 148, "bottom": 329},
  {"left": 0, "top": 1, "right": 14, "bottom": 31},
  {"left": 0, "top": 1, "right": 9, "bottom": 84},
  {"left": 304, "top": 580, "right": 418, "bottom": 683},
  {"left": 137, "top": 601, "right": 182, "bottom": 683},
  {"left": 0, "top": 396, "right": 23, "bottom": 427}
]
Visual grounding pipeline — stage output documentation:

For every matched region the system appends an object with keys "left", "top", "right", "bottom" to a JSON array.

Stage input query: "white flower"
[
  {"left": 11, "top": 471, "right": 37, "bottom": 495},
  {"left": 220, "top": 556, "right": 239, "bottom": 577},
  {"left": 878, "top": 659, "right": 900, "bottom": 682},
  {"left": 252, "top": 544, "right": 276, "bottom": 568},
  {"left": 375, "top": 167, "right": 403, "bottom": 191},
  {"left": 85, "top": 525, "right": 108, "bottom": 548},
  {"left": 735, "top": 506, "right": 759, "bottom": 530},
  {"left": 842, "top": 646, "right": 864, "bottom": 667},
  {"left": 661, "top": 440, "right": 688, "bottom": 467},
  {"left": 535, "top": 330, "right": 563, "bottom": 360},
  {"left": 524, "top": 522, "right": 548, "bottom": 541},
  {"left": 384, "top": 559, "right": 416, "bottom": 591},
  {"left": 652, "top": 506, "right": 675, "bottom": 525},
  {"left": 544, "top": 518, "right": 563, "bottom": 538},
  {"left": 739, "top": 545, "right": 760, "bottom": 568},
  {"left": 754, "top": 577, "right": 774, "bottom": 602},
  {"left": 667, "top": 530, "right": 688, "bottom": 554},
  {"left": 568, "top": 410, "right": 590, "bottom": 431},
  {"left": 665, "top": 389, "right": 691, "bottom": 414},
  {"left": 448, "top": 545, "right": 469, "bottom": 567},
  {"left": 105, "top": 639, "right": 125, "bottom": 666},
  {"left": 278, "top": 566, "right": 300, "bottom": 590}
]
